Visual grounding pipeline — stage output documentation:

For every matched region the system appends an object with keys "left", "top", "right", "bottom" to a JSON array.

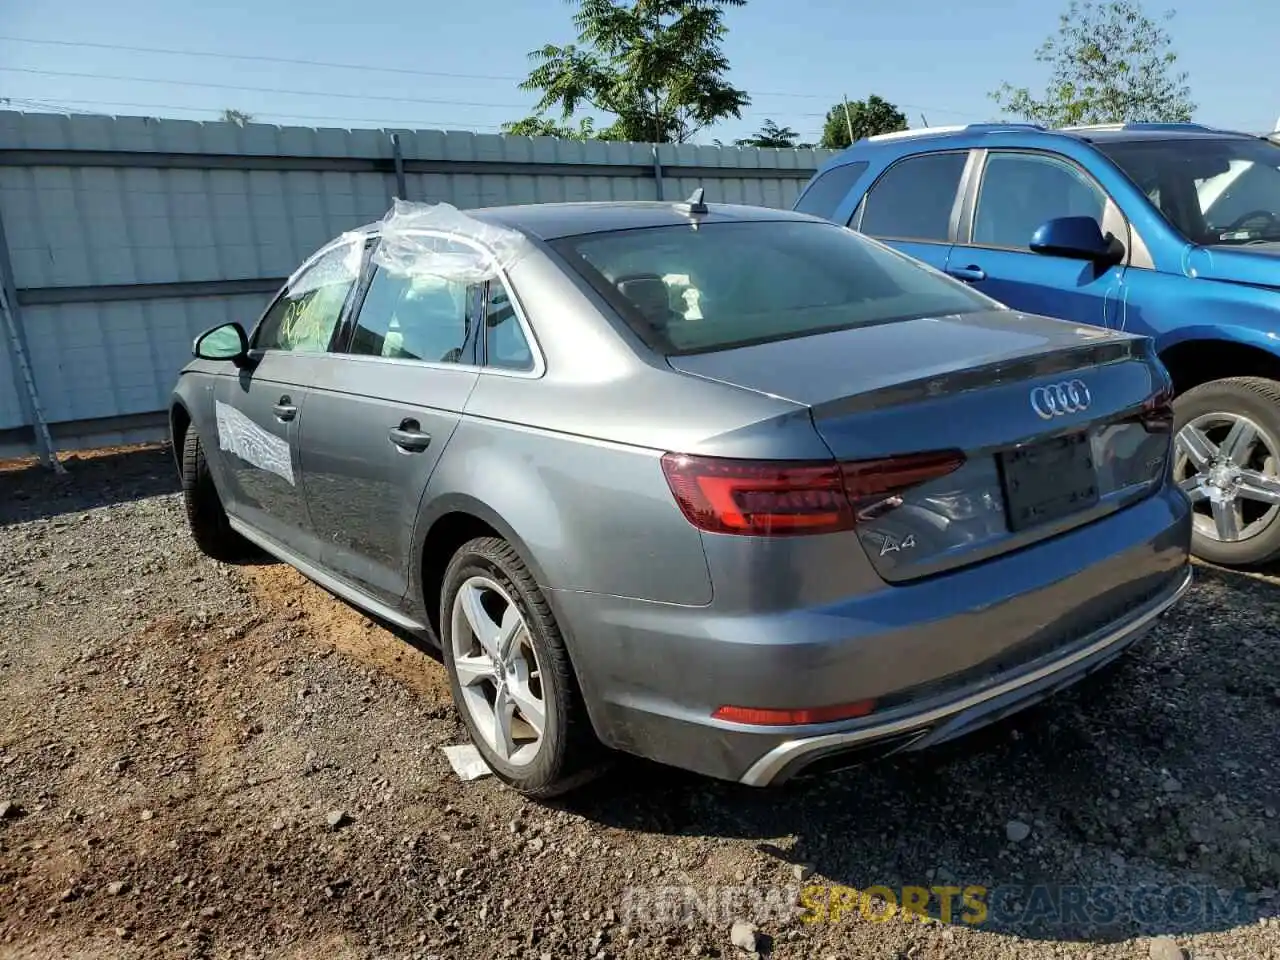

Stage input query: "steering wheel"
[{"left": 1223, "top": 209, "right": 1280, "bottom": 233}]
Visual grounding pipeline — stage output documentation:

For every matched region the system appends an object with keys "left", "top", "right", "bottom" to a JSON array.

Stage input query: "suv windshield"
[
  {"left": 1098, "top": 137, "right": 1280, "bottom": 245},
  {"left": 551, "top": 219, "right": 993, "bottom": 355}
]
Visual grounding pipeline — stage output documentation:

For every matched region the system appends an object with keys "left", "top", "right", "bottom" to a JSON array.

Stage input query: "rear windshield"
[{"left": 551, "top": 219, "right": 993, "bottom": 355}]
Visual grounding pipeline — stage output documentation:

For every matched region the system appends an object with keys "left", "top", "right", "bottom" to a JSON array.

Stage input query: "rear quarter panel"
[
  {"left": 419, "top": 412, "right": 710, "bottom": 604},
  {"left": 421, "top": 366, "right": 830, "bottom": 608}
]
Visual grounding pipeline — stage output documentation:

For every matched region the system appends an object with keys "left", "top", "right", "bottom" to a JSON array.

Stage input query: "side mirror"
[
  {"left": 193, "top": 322, "right": 250, "bottom": 365},
  {"left": 1029, "top": 216, "right": 1123, "bottom": 264}
]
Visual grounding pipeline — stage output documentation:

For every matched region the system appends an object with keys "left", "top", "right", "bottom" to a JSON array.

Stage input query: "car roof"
[{"left": 354, "top": 201, "right": 824, "bottom": 243}]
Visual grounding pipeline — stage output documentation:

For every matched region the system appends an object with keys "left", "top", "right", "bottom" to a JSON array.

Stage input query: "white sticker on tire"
[{"left": 214, "top": 400, "right": 295, "bottom": 486}]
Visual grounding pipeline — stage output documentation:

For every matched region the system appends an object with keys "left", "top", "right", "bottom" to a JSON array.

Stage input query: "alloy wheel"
[
  {"left": 1174, "top": 411, "right": 1280, "bottom": 543},
  {"left": 449, "top": 575, "right": 546, "bottom": 767}
]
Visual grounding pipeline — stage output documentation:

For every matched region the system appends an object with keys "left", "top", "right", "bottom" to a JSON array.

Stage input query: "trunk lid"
[{"left": 669, "top": 310, "right": 1173, "bottom": 582}]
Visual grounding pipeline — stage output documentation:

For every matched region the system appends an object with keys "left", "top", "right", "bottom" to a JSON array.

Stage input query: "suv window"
[
  {"left": 349, "top": 262, "right": 478, "bottom": 365},
  {"left": 857, "top": 152, "right": 967, "bottom": 242},
  {"left": 254, "top": 242, "right": 361, "bottom": 352},
  {"left": 552, "top": 219, "right": 993, "bottom": 355},
  {"left": 973, "top": 152, "right": 1106, "bottom": 249},
  {"left": 1098, "top": 136, "right": 1280, "bottom": 244},
  {"left": 793, "top": 162, "right": 869, "bottom": 220}
]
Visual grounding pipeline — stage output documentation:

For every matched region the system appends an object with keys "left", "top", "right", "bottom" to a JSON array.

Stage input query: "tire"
[
  {"left": 1172, "top": 376, "right": 1280, "bottom": 567},
  {"left": 181, "top": 427, "right": 251, "bottom": 563},
  {"left": 439, "top": 537, "right": 603, "bottom": 798}
]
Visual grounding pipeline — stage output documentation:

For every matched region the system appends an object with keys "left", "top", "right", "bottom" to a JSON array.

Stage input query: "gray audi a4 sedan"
[{"left": 170, "top": 197, "right": 1193, "bottom": 797}]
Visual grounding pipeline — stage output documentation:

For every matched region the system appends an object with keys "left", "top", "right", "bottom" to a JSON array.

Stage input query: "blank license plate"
[{"left": 999, "top": 432, "right": 1099, "bottom": 532}]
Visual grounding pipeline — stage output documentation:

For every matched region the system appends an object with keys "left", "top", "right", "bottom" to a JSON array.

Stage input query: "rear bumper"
[
  {"left": 551, "top": 485, "right": 1191, "bottom": 784},
  {"left": 739, "top": 564, "right": 1190, "bottom": 785}
]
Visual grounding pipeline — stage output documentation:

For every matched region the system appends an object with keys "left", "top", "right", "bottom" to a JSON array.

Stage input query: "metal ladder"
[{"left": 0, "top": 280, "right": 63, "bottom": 473}]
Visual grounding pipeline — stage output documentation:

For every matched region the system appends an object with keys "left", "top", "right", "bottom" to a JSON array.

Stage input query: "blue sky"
[{"left": 1, "top": 0, "right": 1276, "bottom": 143}]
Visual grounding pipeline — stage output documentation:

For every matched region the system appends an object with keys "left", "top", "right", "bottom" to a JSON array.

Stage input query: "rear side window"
[
  {"left": 858, "top": 152, "right": 968, "bottom": 242},
  {"left": 793, "top": 162, "right": 869, "bottom": 220},
  {"left": 483, "top": 284, "right": 535, "bottom": 372},
  {"left": 552, "top": 219, "right": 993, "bottom": 355},
  {"left": 348, "top": 264, "right": 479, "bottom": 365}
]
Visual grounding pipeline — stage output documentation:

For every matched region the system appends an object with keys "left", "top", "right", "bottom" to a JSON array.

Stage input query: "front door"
[
  {"left": 301, "top": 240, "right": 484, "bottom": 607},
  {"left": 215, "top": 239, "right": 361, "bottom": 558},
  {"left": 949, "top": 150, "right": 1127, "bottom": 328}
]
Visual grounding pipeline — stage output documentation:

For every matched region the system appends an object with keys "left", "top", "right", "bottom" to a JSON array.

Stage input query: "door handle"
[
  {"left": 389, "top": 420, "right": 432, "bottom": 453},
  {"left": 947, "top": 265, "right": 986, "bottom": 282},
  {"left": 272, "top": 396, "right": 297, "bottom": 422}
]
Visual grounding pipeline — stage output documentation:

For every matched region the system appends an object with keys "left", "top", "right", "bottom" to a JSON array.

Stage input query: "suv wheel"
[
  {"left": 181, "top": 428, "right": 252, "bottom": 562},
  {"left": 1172, "top": 376, "right": 1280, "bottom": 567},
  {"left": 440, "top": 537, "right": 603, "bottom": 798}
]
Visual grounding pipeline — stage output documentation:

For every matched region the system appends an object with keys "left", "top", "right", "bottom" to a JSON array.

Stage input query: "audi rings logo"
[{"left": 1030, "top": 379, "right": 1091, "bottom": 420}]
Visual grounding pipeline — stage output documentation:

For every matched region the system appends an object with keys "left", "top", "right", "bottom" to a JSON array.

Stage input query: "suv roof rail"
[
  {"left": 864, "top": 121, "right": 1044, "bottom": 143},
  {"left": 864, "top": 124, "right": 967, "bottom": 142},
  {"left": 1059, "top": 121, "right": 1225, "bottom": 133}
]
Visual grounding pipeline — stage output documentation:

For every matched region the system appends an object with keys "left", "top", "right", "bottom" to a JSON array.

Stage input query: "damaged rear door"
[{"left": 299, "top": 236, "right": 485, "bottom": 609}]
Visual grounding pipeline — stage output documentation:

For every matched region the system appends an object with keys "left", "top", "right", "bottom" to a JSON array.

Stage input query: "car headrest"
[{"left": 615, "top": 274, "right": 673, "bottom": 327}]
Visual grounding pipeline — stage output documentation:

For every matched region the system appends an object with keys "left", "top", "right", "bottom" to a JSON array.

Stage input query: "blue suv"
[{"left": 795, "top": 121, "right": 1280, "bottom": 568}]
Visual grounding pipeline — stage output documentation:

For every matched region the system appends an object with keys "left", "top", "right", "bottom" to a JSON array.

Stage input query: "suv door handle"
[
  {"left": 947, "top": 265, "right": 986, "bottom": 282},
  {"left": 389, "top": 420, "right": 432, "bottom": 453},
  {"left": 272, "top": 396, "right": 297, "bottom": 422}
]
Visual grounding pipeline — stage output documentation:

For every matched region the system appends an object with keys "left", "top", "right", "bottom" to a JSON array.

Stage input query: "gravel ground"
[{"left": 1, "top": 444, "right": 1278, "bottom": 960}]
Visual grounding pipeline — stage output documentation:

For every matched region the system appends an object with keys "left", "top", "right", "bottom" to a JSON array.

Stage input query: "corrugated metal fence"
[{"left": 0, "top": 110, "right": 837, "bottom": 461}]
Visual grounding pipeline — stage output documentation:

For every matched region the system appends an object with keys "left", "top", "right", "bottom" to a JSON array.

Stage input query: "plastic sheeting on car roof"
[{"left": 370, "top": 199, "right": 531, "bottom": 284}]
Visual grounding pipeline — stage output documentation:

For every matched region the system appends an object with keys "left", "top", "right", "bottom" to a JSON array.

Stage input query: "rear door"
[
  {"left": 300, "top": 235, "right": 484, "bottom": 608},
  {"left": 948, "top": 149, "right": 1128, "bottom": 327},
  {"left": 213, "top": 239, "right": 362, "bottom": 559},
  {"left": 850, "top": 150, "right": 971, "bottom": 272}
]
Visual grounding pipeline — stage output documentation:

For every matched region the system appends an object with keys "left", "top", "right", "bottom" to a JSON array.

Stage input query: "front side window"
[
  {"left": 553, "top": 219, "right": 995, "bottom": 355},
  {"left": 348, "top": 258, "right": 478, "bottom": 365},
  {"left": 1099, "top": 137, "right": 1280, "bottom": 245},
  {"left": 254, "top": 242, "right": 361, "bottom": 352},
  {"left": 972, "top": 152, "right": 1107, "bottom": 250},
  {"left": 857, "top": 152, "right": 968, "bottom": 242}
]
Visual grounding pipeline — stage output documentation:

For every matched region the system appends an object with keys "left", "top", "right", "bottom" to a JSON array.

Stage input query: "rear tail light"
[
  {"left": 1139, "top": 385, "right": 1175, "bottom": 433},
  {"left": 841, "top": 452, "right": 968, "bottom": 513},
  {"left": 660, "top": 450, "right": 965, "bottom": 536}
]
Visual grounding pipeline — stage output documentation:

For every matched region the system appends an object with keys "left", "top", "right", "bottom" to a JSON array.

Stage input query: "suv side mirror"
[
  {"left": 193, "top": 322, "right": 251, "bottom": 365},
  {"left": 1030, "top": 216, "right": 1123, "bottom": 264}
]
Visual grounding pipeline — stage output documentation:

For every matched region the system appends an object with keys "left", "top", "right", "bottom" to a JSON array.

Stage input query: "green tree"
[
  {"left": 819, "top": 95, "right": 907, "bottom": 149},
  {"left": 220, "top": 108, "right": 254, "bottom": 126},
  {"left": 990, "top": 0, "right": 1194, "bottom": 127},
  {"left": 504, "top": 0, "right": 751, "bottom": 143},
  {"left": 503, "top": 115, "right": 598, "bottom": 140},
  {"left": 735, "top": 119, "right": 800, "bottom": 147}
]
